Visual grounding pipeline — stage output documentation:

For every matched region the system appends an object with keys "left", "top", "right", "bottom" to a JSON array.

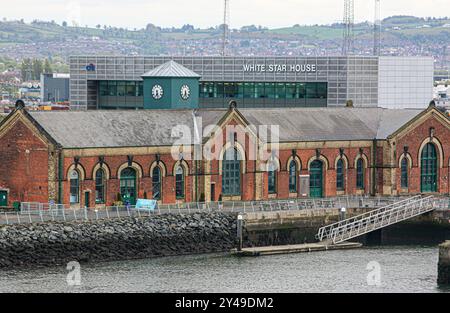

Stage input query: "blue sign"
[
  {"left": 86, "top": 63, "right": 96, "bottom": 72},
  {"left": 135, "top": 199, "right": 158, "bottom": 211}
]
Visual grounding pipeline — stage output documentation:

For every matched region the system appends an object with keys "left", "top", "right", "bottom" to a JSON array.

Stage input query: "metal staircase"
[{"left": 317, "top": 196, "right": 436, "bottom": 245}]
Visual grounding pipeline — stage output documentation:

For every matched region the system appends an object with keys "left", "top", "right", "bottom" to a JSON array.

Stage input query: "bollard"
[
  {"left": 340, "top": 207, "right": 347, "bottom": 221},
  {"left": 237, "top": 214, "right": 244, "bottom": 252},
  {"left": 438, "top": 241, "right": 450, "bottom": 286}
]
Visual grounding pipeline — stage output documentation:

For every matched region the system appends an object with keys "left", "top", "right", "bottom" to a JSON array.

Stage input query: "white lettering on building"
[{"left": 243, "top": 63, "right": 317, "bottom": 73}]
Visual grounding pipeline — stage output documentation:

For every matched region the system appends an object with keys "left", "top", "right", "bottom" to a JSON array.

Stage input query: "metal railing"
[
  {"left": 316, "top": 195, "right": 423, "bottom": 241},
  {"left": 317, "top": 196, "right": 437, "bottom": 244},
  {"left": 0, "top": 195, "right": 448, "bottom": 226}
]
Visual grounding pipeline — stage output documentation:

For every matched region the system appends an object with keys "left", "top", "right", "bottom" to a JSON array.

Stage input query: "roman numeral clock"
[{"left": 181, "top": 85, "right": 190, "bottom": 100}]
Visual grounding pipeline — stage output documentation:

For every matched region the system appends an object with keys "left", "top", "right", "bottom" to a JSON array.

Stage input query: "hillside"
[{"left": 0, "top": 16, "right": 449, "bottom": 66}]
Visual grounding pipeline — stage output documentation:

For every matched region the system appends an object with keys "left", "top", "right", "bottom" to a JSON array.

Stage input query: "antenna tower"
[
  {"left": 222, "top": 0, "right": 231, "bottom": 57},
  {"left": 374, "top": 0, "right": 381, "bottom": 56},
  {"left": 342, "top": 0, "right": 355, "bottom": 56}
]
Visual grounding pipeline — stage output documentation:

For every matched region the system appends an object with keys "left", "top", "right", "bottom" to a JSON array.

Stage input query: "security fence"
[{"left": 0, "top": 195, "right": 449, "bottom": 226}]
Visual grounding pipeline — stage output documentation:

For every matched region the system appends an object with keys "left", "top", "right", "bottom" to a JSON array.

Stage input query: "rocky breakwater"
[{"left": 0, "top": 213, "right": 237, "bottom": 268}]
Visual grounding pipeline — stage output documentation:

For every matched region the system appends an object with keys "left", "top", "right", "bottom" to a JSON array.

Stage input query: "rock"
[{"left": 0, "top": 212, "right": 238, "bottom": 269}]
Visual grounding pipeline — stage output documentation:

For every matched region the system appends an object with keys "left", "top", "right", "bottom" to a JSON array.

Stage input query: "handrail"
[
  {"left": 319, "top": 196, "right": 435, "bottom": 244},
  {"left": 331, "top": 197, "right": 434, "bottom": 244},
  {"left": 316, "top": 195, "right": 423, "bottom": 241}
]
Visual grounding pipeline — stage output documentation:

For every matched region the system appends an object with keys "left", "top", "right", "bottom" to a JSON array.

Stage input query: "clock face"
[
  {"left": 152, "top": 85, "right": 163, "bottom": 100},
  {"left": 180, "top": 85, "right": 191, "bottom": 100}
]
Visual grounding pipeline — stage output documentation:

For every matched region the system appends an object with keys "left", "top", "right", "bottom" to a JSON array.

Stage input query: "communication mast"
[
  {"left": 374, "top": 0, "right": 381, "bottom": 56},
  {"left": 222, "top": 0, "right": 231, "bottom": 57},
  {"left": 342, "top": 0, "right": 355, "bottom": 56}
]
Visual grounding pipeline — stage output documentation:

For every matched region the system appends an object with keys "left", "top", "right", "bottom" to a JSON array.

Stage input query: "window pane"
[
  {"left": 244, "top": 83, "right": 255, "bottom": 99},
  {"left": 265, "top": 83, "right": 276, "bottom": 99},
  {"left": 289, "top": 161, "right": 297, "bottom": 193},
  {"left": 108, "top": 81, "right": 117, "bottom": 96},
  {"left": 337, "top": 159, "right": 344, "bottom": 190},
  {"left": 356, "top": 159, "right": 364, "bottom": 189},
  {"left": 152, "top": 167, "right": 161, "bottom": 200},
  {"left": 222, "top": 149, "right": 241, "bottom": 196},
  {"left": 175, "top": 167, "right": 185, "bottom": 199},
  {"left": 95, "top": 169, "right": 105, "bottom": 204},
  {"left": 126, "top": 81, "right": 136, "bottom": 96},
  {"left": 117, "top": 81, "right": 126, "bottom": 96},
  {"left": 275, "top": 83, "right": 286, "bottom": 99},
  {"left": 306, "top": 83, "right": 318, "bottom": 99}
]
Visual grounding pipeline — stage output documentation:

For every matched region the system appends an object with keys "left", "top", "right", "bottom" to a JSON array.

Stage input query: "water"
[{"left": 1, "top": 246, "right": 449, "bottom": 293}]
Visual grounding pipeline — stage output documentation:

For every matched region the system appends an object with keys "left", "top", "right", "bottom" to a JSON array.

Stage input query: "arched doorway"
[
  {"left": 222, "top": 148, "right": 241, "bottom": 196},
  {"left": 69, "top": 169, "right": 80, "bottom": 204},
  {"left": 421, "top": 143, "right": 438, "bottom": 193},
  {"left": 310, "top": 160, "right": 324, "bottom": 198},
  {"left": 120, "top": 167, "right": 137, "bottom": 205}
]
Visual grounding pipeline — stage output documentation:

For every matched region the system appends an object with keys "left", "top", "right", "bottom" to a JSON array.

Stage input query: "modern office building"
[
  {"left": 40, "top": 73, "right": 70, "bottom": 103},
  {"left": 69, "top": 56, "right": 434, "bottom": 111}
]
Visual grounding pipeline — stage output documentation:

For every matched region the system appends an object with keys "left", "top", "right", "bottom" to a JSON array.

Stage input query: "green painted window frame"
[
  {"left": 120, "top": 167, "right": 137, "bottom": 205},
  {"left": 152, "top": 167, "right": 162, "bottom": 200},
  {"left": 336, "top": 159, "right": 345, "bottom": 191},
  {"left": 289, "top": 161, "right": 297, "bottom": 193},
  {"left": 310, "top": 160, "right": 324, "bottom": 198},
  {"left": 401, "top": 158, "right": 409, "bottom": 189},
  {"left": 69, "top": 170, "right": 80, "bottom": 204},
  {"left": 95, "top": 169, "right": 106, "bottom": 204},
  {"left": 268, "top": 162, "right": 277, "bottom": 194},
  {"left": 175, "top": 166, "right": 185, "bottom": 200},
  {"left": 421, "top": 143, "right": 438, "bottom": 193},
  {"left": 356, "top": 159, "right": 365, "bottom": 190},
  {"left": 222, "top": 148, "right": 241, "bottom": 196}
]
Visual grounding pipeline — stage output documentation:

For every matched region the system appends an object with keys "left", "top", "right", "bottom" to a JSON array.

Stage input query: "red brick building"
[{"left": 0, "top": 104, "right": 449, "bottom": 208}]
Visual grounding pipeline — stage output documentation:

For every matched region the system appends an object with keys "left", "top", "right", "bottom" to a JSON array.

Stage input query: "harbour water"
[{"left": 1, "top": 246, "right": 449, "bottom": 293}]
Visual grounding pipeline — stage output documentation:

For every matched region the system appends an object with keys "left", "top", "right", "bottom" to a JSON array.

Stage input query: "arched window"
[
  {"left": 120, "top": 167, "right": 137, "bottom": 205},
  {"left": 95, "top": 169, "right": 106, "bottom": 204},
  {"left": 336, "top": 159, "right": 345, "bottom": 191},
  {"left": 69, "top": 170, "right": 80, "bottom": 204},
  {"left": 310, "top": 160, "right": 323, "bottom": 198},
  {"left": 222, "top": 148, "right": 241, "bottom": 196},
  {"left": 268, "top": 161, "right": 277, "bottom": 194},
  {"left": 175, "top": 166, "right": 185, "bottom": 199},
  {"left": 289, "top": 161, "right": 297, "bottom": 193},
  {"left": 421, "top": 143, "right": 438, "bottom": 193},
  {"left": 401, "top": 158, "right": 409, "bottom": 189},
  {"left": 356, "top": 158, "right": 365, "bottom": 190},
  {"left": 152, "top": 167, "right": 162, "bottom": 200}
]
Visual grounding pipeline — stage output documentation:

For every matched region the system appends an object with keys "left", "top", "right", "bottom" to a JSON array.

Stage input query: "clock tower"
[{"left": 141, "top": 60, "right": 200, "bottom": 110}]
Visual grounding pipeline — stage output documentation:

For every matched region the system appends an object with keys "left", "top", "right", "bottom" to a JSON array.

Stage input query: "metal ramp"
[{"left": 317, "top": 196, "right": 436, "bottom": 245}]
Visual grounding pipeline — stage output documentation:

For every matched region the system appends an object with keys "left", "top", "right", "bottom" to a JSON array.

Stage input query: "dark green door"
[
  {"left": 310, "top": 160, "right": 324, "bottom": 198},
  {"left": 120, "top": 168, "right": 137, "bottom": 205},
  {"left": 84, "top": 192, "right": 90, "bottom": 208},
  {"left": 421, "top": 143, "right": 438, "bottom": 193},
  {"left": 0, "top": 191, "right": 7, "bottom": 207}
]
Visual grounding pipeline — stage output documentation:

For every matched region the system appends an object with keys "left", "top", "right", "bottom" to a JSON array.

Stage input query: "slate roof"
[
  {"left": 238, "top": 108, "right": 423, "bottom": 142},
  {"left": 27, "top": 107, "right": 426, "bottom": 149},
  {"left": 141, "top": 60, "right": 201, "bottom": 78},
  {"left": 29, "top": 110, "right": 199, "bottom": 148}
]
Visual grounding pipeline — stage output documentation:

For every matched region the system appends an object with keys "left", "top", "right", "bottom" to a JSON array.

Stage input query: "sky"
[{"left": 1, "top": 0, "right": 449, "bottom": 29}]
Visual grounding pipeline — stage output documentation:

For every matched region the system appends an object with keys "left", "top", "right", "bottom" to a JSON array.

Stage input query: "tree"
[
  {"left": 20, "top": 58, "right": 32, "bottom": 81},
  {"left": 32, "top": 59, "right": 43, "bottom": 80},
  {"left": 44, "top": 59, "right": 52, "bottom": 74},
  {"left": 62, "top": 21, "right": 68, "bottom": 27}
]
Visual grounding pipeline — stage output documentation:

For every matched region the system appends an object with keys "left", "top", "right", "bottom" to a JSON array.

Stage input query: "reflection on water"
[{"left": 1, "top": 246, "right": 448, "bottom": 293}]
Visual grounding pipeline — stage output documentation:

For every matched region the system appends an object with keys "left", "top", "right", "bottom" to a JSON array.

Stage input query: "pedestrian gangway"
[{"left": 316, "top": 195, "right": 436, "bottom": 245}]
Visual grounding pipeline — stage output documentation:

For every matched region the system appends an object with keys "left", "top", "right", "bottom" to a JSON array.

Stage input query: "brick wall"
[
  {"left": 0, "top": 120, "right": 50, "bottom": 205},
  {"left": 394, "top": 114, "right": 450, "bottom": 194}
]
